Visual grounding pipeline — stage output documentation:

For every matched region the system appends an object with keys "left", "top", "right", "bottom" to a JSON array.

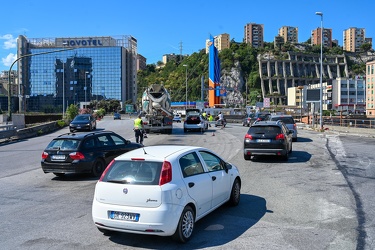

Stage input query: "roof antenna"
[{"left": 142, "top": 146, "right": 147, "bottom": 154}]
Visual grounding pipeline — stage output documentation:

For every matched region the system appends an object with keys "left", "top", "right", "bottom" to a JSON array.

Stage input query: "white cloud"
[
  {"left": 2, "top": 53, "right": 17, "bottom": 67},
  {"left": 0, "top": 34, "right": 17, "bottom": 49}
]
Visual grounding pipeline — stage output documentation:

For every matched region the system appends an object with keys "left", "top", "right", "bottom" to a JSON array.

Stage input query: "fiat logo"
[{"left": 123, "top": 188, "right": 128, "bottom": 194}]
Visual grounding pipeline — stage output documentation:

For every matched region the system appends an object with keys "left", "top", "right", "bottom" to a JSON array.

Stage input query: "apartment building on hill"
[{"left": 244, "top": 23, "right": 264, "bottom": 48}]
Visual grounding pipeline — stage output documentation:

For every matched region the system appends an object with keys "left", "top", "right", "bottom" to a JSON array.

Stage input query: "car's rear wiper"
[{"left": 107, "top": 179, "right": 131, "bottom": 184}]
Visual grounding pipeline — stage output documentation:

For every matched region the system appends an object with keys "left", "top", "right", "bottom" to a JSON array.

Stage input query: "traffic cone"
[{"left": 212, "top": 132, "right": 215, "bottom": 136}]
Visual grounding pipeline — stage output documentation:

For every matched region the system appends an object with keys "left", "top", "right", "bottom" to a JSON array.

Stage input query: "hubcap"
[{"left": 182, "top": 210, "right": 194, "bottom": 238}]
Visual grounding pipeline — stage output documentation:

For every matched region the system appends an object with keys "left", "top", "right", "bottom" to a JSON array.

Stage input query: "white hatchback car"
[{"left": 92, "top": 145, "right": 241, "bottom": 242}]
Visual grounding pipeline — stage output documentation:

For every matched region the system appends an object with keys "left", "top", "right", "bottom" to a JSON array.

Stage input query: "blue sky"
[{"left": 1, "top": 0, "right": 375, "bottom": 73}]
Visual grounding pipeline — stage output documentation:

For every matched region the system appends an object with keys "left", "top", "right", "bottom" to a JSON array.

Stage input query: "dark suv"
[
  {"left": 243, "top": 112, "right": 270, "bottom": 127},
  {"left": 243, "top": 120, "right": 293, "bottom": 161},
  {"left": 41, "top": 131, "right": 143, "bottom": 177}
]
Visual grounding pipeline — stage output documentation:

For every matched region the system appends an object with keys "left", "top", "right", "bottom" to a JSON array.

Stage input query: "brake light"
[
  {"left": 159, "top": 161, "right": 172, "bottom": 186},
  {"left": 69, "top": 152, "right": 85, "bottom": 160},
  {"left": 41, "top": 152, "right": 48, "bottom": 159},
  {"left": 244, "top": 134, "right": 253, "bottom": 140},
  {"left": 256, "top": 118, "right": 262, "bottom": 121},
  {"left": 99, "top": 159, "right": 115, "bottom": 181},
  {"left": 276, "top": 133, "right": 285, "bottom": 140},
  {"left": 293, "top": 123, "right": 296, "bottom": 129},
  {"left": 131, "top": 158, "right": 145, "bottom": 161}
]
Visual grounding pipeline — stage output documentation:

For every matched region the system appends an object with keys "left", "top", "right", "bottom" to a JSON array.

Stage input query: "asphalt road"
[{"left": 1, "top": 116, "right": 371, "bottom": 249}]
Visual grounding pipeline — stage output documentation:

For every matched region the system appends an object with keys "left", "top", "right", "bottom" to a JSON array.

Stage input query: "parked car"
[
  {"left": 172, "top": 114, "right": 182, "bottom": 123},
  {"left": 184, "top": 109, "right": 209, "bottom": 132},
  {"left": 242, "top": 113, "right": 255, "bottom": 126},
  {"left": 92, "top": 145, "right": 241, "bottom": 242},
  {"left": 41, "top": 131, "right": 143, "bottom": 177},
  {"left": 267, "top": 114, "right": 298, "bottom": 141},
  {"left": 243, "top": 120, "right": 293, "bottom": 161},
  {"left": 113, "top": 112, "right": 121, "bottom": 120},
  {"left": 245, "top": 112, "right": 270, "bottom": 127},
  {"left": 69, "top": 114, "right": 97, "bottom": 132}
]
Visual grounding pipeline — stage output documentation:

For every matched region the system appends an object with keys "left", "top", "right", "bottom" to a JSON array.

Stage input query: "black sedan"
[
  {"left": 243, "top": 120, "right": 293, "bottom": 161},
  {"left": 69, "top": 114, "right": 97, "bottom": 132},
  {"left": 41, "top": 131, "right": 143, "bottom": 177}
]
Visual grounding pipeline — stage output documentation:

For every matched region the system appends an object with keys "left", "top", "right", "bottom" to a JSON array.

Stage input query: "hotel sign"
[{"left": 56, "top": 37, "right": 117, "bottom": 47}]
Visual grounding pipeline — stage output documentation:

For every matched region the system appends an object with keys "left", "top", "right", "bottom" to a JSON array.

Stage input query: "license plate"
[
  {"left": 109, "top": 211, "right": 139, "bottom": 222},
  {"left": 51, "top": 155, "right": 66, "bottom": 160},
  {"left": 257, "top": 139, "right": 271, "bottom": 143}
]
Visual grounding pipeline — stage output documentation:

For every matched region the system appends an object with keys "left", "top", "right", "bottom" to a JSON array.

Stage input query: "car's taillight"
[
  {"left": 99, "top": 159, "right": 115, "bottom": 181},
  {"left": 244, "top": 134, "right": 253, "bottom": 140},
  {"left": 276, "top": 133, "right": 285, "bottom": 140},
  {"left": 159, "top": 161, "right": 172, "bottom": 186},
  {"left": 41, "top": 152, "right": 48, "bottom": 159},
  {"left": 293, "top": 123, "right": 296, "bottom": 129},
  {"left": 69, "top": 152, "right": 85, "bottom": 160}
]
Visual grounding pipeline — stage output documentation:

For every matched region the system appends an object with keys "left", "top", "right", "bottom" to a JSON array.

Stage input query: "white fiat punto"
[{"left": 92, "top": 145, "right": 241, "bottom": 242}]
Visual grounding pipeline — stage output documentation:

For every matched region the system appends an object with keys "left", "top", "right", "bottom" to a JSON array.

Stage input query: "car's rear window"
[
  {"left": 46, "top": 139, "right": 79, "bottom": 150},
  {"left": 102, "top": 160, "right": 162, "bottom": 185},
  {"left": 270, "top": 117, "right": 294, "bottom": 124},
  {"left": 249, "top": 126, "right": 281, "bottom": 134}
]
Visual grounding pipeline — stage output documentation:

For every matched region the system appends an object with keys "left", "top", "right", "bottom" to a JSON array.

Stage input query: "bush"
[{"left": 57, "top": 120, "right": 66, "bottom": 128}]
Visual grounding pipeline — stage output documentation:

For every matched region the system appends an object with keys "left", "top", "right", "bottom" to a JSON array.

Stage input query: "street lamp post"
[
  {"left": 84, "top": 71, "right": 89, "bottom": 107},
  {"left": 7, "top": 48, "right": 74, "bottom": 121},
  {"left": 316, "top": 11, "right": 323, "bottom": 130},
  {"left": 183, "top": 64, "right": 188, "bottom": 110},
  {"left": 298, "top": 86, "right": 304, "bottom": 122},
  {"left": 62, "top": 61, "right": 65, "bottom": 119}
]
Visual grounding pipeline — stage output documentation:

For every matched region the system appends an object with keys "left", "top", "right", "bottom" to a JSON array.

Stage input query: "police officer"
[{"left": 134, "top": 114, "right": 144, "bottom": 144}]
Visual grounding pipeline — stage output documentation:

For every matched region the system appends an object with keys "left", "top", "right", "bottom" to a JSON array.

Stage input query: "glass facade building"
[{"left": 16, "top": 35, "right": 137, "bottom": 113}]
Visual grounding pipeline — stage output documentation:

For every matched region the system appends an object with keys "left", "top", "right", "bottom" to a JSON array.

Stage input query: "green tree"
[{"left": 66, "top": 104, "right": 79, "bottom": 121}]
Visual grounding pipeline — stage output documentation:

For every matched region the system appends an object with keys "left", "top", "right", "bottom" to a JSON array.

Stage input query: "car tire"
[
  {"left": 184, "top": 128, "right": 187, "bottom": 133},
  {"left": 70, "top": 129, "right": 74, "bottom": 133},
  {"left": 92, "top": 158, "right": 105, "bottom": 177},
  {"left": 228, "top": 178, "right": 241, "bottom": 206},
  {"left": 293, "top": 137, "right": 297, "bottom": 142},
  {"left": 173, "top": 206, "right": 195, "bottom": 243},
  {"left": 244, "top": 154, "right": 251, "bottom": 161},
  {"left": 282, "top": 151, "right": 289, "bottom": 161},
  {"left": 53, "top": 173, "right": 65, "bottom": 177}
]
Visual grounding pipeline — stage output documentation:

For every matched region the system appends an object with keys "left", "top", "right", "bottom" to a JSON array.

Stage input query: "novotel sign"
[
  {"left": 63, "top": 39, "right": 103, "bottom": 46},
  {"left": 56, "top": 37, "right": 117, "bottom": 47}
]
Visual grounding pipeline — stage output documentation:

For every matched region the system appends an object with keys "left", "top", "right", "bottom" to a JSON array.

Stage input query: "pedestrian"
[
  {"left": 217, "top": 111, "right": 225, "bottom": 128},
  {"left": 208, "top": 113, "right": 213, "bottom": 127},
  {"left": 134, "top": 114, "right": 144, "bottom": 145}
]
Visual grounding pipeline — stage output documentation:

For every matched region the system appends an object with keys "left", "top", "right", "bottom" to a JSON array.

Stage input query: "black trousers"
[{"left": 134, "top": 129, "right": 144, "bottom": 144}]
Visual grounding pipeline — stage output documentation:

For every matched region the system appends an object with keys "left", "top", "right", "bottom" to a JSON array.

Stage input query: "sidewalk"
[{"left": 297, "top": 123, "right": 375, "bottom": 138}]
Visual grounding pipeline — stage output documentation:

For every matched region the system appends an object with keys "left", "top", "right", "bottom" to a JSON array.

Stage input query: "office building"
[
  {"left": 366, "top": 60, "right": 375, "bottom": 117},
  {"left": 244, "top": 23, "right": 264, "bottom": 48},
  {"left": 278, "top": 26, "right": 298, "bottom": 43},
  {"left": 16, "top": 35, "right": 137, "bottom": 113},
  {"left": 311, "top": 27, "right": 332, "bottom": 48}
]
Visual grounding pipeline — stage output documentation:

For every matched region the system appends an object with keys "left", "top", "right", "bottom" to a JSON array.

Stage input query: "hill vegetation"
[{"left": 136, "top": 40, "right": 372, "bottom": 107}]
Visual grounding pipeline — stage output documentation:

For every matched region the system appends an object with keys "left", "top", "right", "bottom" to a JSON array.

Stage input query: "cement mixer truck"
[{"left": 141, "top": 84, "right": 173, "bottom": 134}]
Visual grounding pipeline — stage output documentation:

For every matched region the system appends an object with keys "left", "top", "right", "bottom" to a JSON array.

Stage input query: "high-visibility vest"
[{"left": 134, "top": 118, "right": 143, "bottom": 129}]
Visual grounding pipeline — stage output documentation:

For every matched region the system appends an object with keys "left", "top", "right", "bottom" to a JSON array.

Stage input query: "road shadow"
[
  {"left": 294, "top": 137, "right": 313, "bottom": 143},
  {"left": 249, "top": 150, "right": 312, "bottom": 163},
  {"left": 103, "top": 194, "right": 268, "bottom": 249}
]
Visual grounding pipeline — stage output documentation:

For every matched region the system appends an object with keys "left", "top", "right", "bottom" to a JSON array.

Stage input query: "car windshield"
[
  {"left": 250, "top": 126, "right": 281, "bottom": 134},
  {"left": 102, "top": 160, "right": 163, "bottom": 185},
  {"left": 271, "top": 117, "right": 294, "bottom": 124},
  {"left": 46, "top": 139, "right": 79, "bottom": 150},
  {"left": 74, "top": 115, "right": 89, "bottom": 121}
]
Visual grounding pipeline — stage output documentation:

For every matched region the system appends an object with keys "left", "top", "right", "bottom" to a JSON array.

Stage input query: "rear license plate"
[
  {"left": 51, "top": 155, "right": 66, "bottom": 160},
  {"left": 109, "top": 211, "right": 139, "bottom": 222},
  {"left": 257, "top": 139, "right": 271, "bottom": 143}
]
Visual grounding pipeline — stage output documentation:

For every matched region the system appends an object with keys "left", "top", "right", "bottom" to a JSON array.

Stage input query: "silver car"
[{"left": 268, "top": 115, "right": 298, "bottom": 141}]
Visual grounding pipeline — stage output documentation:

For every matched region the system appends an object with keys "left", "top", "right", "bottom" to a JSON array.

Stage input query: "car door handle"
[
  {"left": 212, "top": 176, "right": 216, "bottom": 181},
  {"left": 188, "top": 182, "right": 195, "bottom": 188}
]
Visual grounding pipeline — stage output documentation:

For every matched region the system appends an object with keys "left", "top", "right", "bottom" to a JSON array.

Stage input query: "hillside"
[{"left": 136, "top": 41, "right": 375, "bottom": 107}]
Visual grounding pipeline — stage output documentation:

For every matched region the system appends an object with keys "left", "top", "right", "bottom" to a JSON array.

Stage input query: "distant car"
[
  {"left": 242, "top": 113, "right": 255, "bottom": 126},
  {"left": 267, "top": 114, "right": 298, "bottom": 141},
  {"left": 113, "top": 113, "right": 121, "bottom": 120},
  {"left": 92, "top": 145, "right": 241, "bottom": 242},
  {"left": 69, "top": 114, "right": 97, "bottom": 132},
  {"left": 172, "top": 115, "right": 182, "bottom": 123},
  {"left": 247, "top": 112, "right": 270, "bottom": 126},
  {"left": 41, "top": 131, "right": 143, "bottom": 177},
  {"left": 243, "top": 120, "right": 293, "bottom": 161},
  {"left": 184, "top": 114, "right": 209, "bottom": 132}
]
